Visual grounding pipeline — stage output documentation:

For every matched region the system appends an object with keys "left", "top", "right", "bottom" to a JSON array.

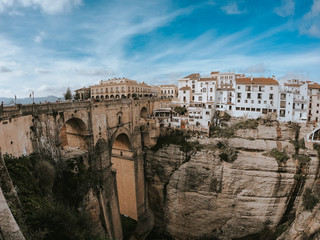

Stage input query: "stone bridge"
[{"left": 0, "top": 98, "right": 164, "bottom": 239}]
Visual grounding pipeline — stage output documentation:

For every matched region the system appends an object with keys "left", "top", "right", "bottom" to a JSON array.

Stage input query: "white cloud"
[
  {"left": 0, "top": 0, "right": 82, "bottom": 14},
  {"left": 34, "top": 31, "right": 46, "bottom": 43},
  {"left": 243, "top": 63, "right": 269, "bottom": 73},
  {"left": 221, "top": 2, "right": 245, "bottom": 15},
  {"left": 274, "top": 0, "right": 295, "bottom": 17},
  {"left": 299, "top": 0, "right": 320, "bottom": 38}
]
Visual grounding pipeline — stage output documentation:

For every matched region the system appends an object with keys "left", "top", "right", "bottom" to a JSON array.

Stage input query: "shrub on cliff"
[
  {"left": 217, "top": 141, "right": 238, "bottom": 163},
  {"left": 234, "top": 119, "right": 259, "bottom": 130},
  {"left": 303, "top": 188, "right": 319, "bottom": 211},
  {"left": 268, "top": 148, "right": 289, "bottom": 163},
  {"left": 292, "top": 154, "right": 311, "bottom": 163},
  {"left": 4, "top": 154, "right": 105, "bottom": 240},
  {"left": 151, "top": 129, "right": 203, "bottom": 154}
]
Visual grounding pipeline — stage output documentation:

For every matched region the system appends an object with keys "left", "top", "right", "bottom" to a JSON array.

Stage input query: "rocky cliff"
[{"left": 145, "top": 122, "right": 320, "bottom": 239}]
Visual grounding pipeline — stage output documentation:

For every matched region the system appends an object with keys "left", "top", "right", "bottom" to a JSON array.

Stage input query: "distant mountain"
[{"left": 0, "top": 95, "right": 62, "bottom": 106}]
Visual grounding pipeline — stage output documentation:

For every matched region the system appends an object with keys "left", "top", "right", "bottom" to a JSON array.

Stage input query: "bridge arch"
[
  {"left": 140, "top": 106, "right": 148, "bottom": 119},
  {"left": 307, "top": 126, "right": 320, "bottom": 142},
  {"left": 110, "top": 128, "right": 138, "bottom": 221},
  {"left": 60, "top": 118, "right": 88, "bottom": 150}
]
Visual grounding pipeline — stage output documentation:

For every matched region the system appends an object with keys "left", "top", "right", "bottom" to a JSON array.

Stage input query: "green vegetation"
[
  {"left": 302, "top": 188, "right": 319, "bottom": 211},
  {"left": 233, "top": 119, "right": 259, "bottom": 130},
  {"left": 173, "top": 106, "right": 187, "bottom": 116},
  {"left": 217, "top": 141, "right": 238, "bottom": 163},
  {"left": 289, "top": 138, "right": 306, "bottom": 154},
  {"left": 3, "top": 153, "right": 105, "bottom": 240},
  {"left": 267, "top": 148, "right": 289, "bottom": 163},
  {"left": 151, "top": 129, "right": 203, "bottom": 154},
  {"left": 314, "top": 143, "right": 320, "bottom": 156},
  {"left": 209, "top": 125, "right": 235, "bottom": 138},
  {"left": 209, "top": 118, "right": 260, "bottom": 138},
  {"left": 292, "top": 154, "right": 311, "bottom": 163},
  {"left": 64, "top": 87, "right": 72, "bottom": 100}
]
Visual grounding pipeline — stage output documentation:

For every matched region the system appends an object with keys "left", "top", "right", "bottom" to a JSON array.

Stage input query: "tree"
[{"left": 64, "top": 87, "right": 72, "bottom": 100}]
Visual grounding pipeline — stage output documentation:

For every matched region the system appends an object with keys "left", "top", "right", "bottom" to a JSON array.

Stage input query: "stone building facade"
[{"left": 90, "top": 77, "right": 153, "bottom": 100}]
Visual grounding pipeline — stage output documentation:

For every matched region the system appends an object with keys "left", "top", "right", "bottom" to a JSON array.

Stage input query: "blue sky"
[{"left": 0, "top": 0, "right": 320, "bottom": 97}]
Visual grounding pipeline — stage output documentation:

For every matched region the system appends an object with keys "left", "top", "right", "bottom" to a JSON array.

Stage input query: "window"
[
  {"left": 192, "top": 90, "right": 195, "bottom": 93},
  {"left": 269, "top": 94, "right": 273, "bottom": 100},
  {"left": 264, "top": 101, "right": 267, "bottom": 104},
  {"left": 237, "top": 93, "right": 241, "bottom": 98},
  {"left": 246, "top": 108, "right": 250, "bottom": 111},
  {"left": 199, "top": 96, "right": 202, "bottom": 101},
  {"left": 236, "top": 107, "right": 240, "bottom": 110},
  {"left": 270, "top": 87, "right": 273, "bottom": 90},
  {"left": 192, "top": 96, "right": 195, "bottom": 100},
  {"left": 251, "top": 100, "right": 254, "bottom": 104},
  {"left": 247, "top": 93, "right": 251, "bottom": 99},
  {"left": 281, "top": 93, "right": 286, "bottom": 100},
  {"left": 280, "top": 110, "right": 285, "bottom": 117},
  {"left": 206, "top": 111, "right": 210, "bottom": 115},
  {"left": 245, "top": 100, "right": 248, "bottom": 103},
  {"left": 210, "top": 96, "right": 213, "bottom": 101},
  {"left": 210, "top": 88, "right": 213, "bottom": 92},
  {"left": 106, "top": 88, "right": 108, "bottom": 93},
  {"left": 237, "top": 99, "right": 240, "bottom": 103},
  {"left": 241, "top": 107, "right": 245, "bottom": 110},
  {"left": 192, "top": 85, "right": 195, "bottom": 88},
  {"left": 203, "top": 88, "right": 206, "bottom": 93},
  {"left": 183, "top": 96, "right": 186, "bottom": 102},
  {"left": 183, "top": 90, "right": 186, "bottom": 94},
  {"left": 293, "top": 103, "right": 295, "bottom": 109},
  {"left": 302, "top": 104, "right": 304, "bottom": 110},
  {"left": 246, "top": 86, "right": 251, "bottom": 91},
  {"left": 270, "top": 101, "right": 273, "bottom": 106},
  {"left": 258, "top": 100, "right": 261, "bottom": 104},
  {"left": 238, "top": 86, "right": 240, "bottom": 89},
  {"left": 259, "top": 86, "right": 265, "bottom": 92},
  {"left": 258, "top": 93, "right": 262, "bottom": 99}
]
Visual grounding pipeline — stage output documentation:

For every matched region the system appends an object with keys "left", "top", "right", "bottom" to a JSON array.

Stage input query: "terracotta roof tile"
[
  {"left": 210, "top": 71, "right": 219, "bottom": 74},
  {"left": 179, "top": 87, "right": 191, "bottom": 91},
  {"left": 284, "top": 83, "right": 302, "bottom": 87},
  {"left": 308, "top": 83, "right": 320, "bottom": 89},
  {"left": 184, "top": 73, "right": 200, "bottom": 80},
  {"left": 236, "top": 77, "right": 279, "bottom": 85}
]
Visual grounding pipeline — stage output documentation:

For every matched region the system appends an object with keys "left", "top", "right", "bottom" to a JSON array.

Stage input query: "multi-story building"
[
  {"left": 278, "top": 79, "right": 308, "bottom": 122},
  {"left": 308, "top": 83, "right": 320, "bottom": 123},
  {"left": 213, "top": 71, "right": 237, "bottom": 112},
  {"left": 159, "top": 85, "right": 178, "bottom": 98},
  {"left": 234, "top": 77, "right": 279, "bottom": 119},
  {"left": 178, "top": 73, "right": 219, "bottom": 127},
  {"left": 74, "top": 87, "right": 90, "bottom": 101},
  {"left": 90, "top": 77, "right": 152, "bottom": 100}
]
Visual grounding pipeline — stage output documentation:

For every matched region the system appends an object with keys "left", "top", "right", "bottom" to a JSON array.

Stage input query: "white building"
[
  {"left": 278, "top": 79, "right": 308, "bottom": 122},
  {"left": 308, "top": 83, "right": 320, "bottom": 123},
  {"left": 234, "top": 77, "right": 279, "bottom": 119},
  {"left": 178, "top": 73, "right": 217, "bottom": 128},
  {"left": 212, "top": 71, "right": 238, "bottom": 113},
  {"left": 159, "top": 85, "right": 178, "bottom": 98}
]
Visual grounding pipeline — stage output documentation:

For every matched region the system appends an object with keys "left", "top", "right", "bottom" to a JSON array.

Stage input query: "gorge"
[{"left": 0, "top": 100, "right": 320, "bottom": 240}]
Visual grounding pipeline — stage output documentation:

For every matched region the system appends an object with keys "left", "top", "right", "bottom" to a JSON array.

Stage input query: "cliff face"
[{"left": 145, "top": 122, "right": 319, "bottom": 239}]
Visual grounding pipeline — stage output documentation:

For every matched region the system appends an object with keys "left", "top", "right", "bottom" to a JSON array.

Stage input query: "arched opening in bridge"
[
  {"left": 96, "top": 96, "right": 99, "bottom": 100},
  {"left": 111, "top": 133, "right": 138, "bottom": 221},
  {"left": 60, "top": 118, "right": 88, "bottom": 150},
  {"left": 116, "top": 94, "right": 120, "bottom": 99},
  {"left": 140, "top": 107, "right": 148, "bottom": 119},
  {"left": 127, "top": 94, "right": 131, "bottom": 98},
  {"left": 121, "top": 94, "right": 126, "bottom": 99},
  {"left": 105, "top": 95, "right": 109, "bottom": 99},
  {"left": 110, "top": 95, "right": 114, "bottom": 99}
]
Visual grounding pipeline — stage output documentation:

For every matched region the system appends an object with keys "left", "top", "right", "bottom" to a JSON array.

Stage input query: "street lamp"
[{"left": 30, "top": 91, "right": 34, "bottom": 104}]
